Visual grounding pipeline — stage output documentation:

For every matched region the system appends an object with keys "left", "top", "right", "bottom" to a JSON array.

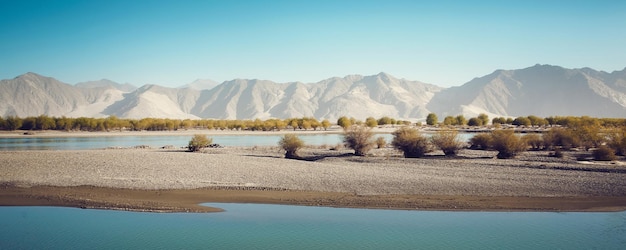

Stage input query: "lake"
[
  {"left": 1, "top": 203, "right": 624, "bottom": 249},
  {"left": 0, "top": 133, "right": 476, "bottom": 151}
]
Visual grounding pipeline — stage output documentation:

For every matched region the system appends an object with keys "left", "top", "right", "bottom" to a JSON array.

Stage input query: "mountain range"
[{"left": 1, "top": 64, "right": 625, "bottom": 121}]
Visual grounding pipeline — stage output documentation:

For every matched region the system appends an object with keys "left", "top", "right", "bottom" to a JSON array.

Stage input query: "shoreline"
[
  {"left": 2, "top": 147, "right": 625, "bottom": 213},
  {"left": 2, "top": 185, "right": 625, "bottom": 213}
]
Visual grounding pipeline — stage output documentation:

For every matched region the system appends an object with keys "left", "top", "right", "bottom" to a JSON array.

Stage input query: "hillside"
[{"left": 1, "top": 65, "right": 625, "bottom": 120}]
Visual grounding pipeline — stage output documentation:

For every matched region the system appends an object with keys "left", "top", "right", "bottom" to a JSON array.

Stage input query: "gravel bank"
[{"left": 2, "top": 147, "right": 625, "bottom": 198}]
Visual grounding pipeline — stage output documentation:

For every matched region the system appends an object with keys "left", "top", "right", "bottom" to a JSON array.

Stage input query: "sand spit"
[{"left": 1, "top": 147, "right": 626, "bottom": 212}]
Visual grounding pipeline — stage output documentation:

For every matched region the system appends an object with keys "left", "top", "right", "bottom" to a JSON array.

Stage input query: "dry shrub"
[
  {"left": 376, "top": 136, "right": 387, "bottom": 149},
  {"left": 391, "top": 127, "right": 431, "bottom": 158},
  {"left": 188, "top": 134, "right": 213, "bottom": 152},
  {"left": 592, "top": 145, "right": 617, "bottom": 161},
  {"left": 490, "top": 130, "right": 527, "bottom": 159},
  {"left": 279, "top": 134, "right": 305, "bottom": 159},
  {"left": 543, "top": 128, "right": 580, "bottom": 150},
  {"left": 592, "top": 145, "right": 616, "bottom": 161},
  {"left": 607, "top": 127, "right": 626, "bottom": 156},
  {"left": 521, "top": 133, "right": 543, "bottom": 150},
  {"left": 343, "top": 125, "right": 375, "bottom": 156},
  {"left": 430, "top": 130, "right": 464, "bottom": 156},
  {"left": 469, "top": 133, "right": 492, "bottom": 150}
]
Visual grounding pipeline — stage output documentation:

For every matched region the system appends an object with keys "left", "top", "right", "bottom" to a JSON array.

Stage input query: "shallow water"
[
  {"left": 0, "top": 133, "right": 476, "bottom": 151},
  {"left": 1, "top": 204, "right": 625, "bottom": 249}
]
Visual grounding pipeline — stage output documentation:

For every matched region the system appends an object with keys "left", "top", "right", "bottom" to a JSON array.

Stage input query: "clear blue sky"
[{"left": 1, "top": 0, "right": 625, "bottom": 87}]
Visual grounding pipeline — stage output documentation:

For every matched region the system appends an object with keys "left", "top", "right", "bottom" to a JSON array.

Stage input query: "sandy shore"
[{"left": 2, "top": 146, "right": 626, "bottom": 212}]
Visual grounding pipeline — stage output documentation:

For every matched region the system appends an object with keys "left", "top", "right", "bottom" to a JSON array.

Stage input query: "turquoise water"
[
  {"left": 0, "top": 133, "right": 476, "bottom": 151},
  {"left": 0, "top": 134, "right": 350, "bottom": 150},
  {"left": 1, "top": 204, "right": 625, "bottom": 249}
]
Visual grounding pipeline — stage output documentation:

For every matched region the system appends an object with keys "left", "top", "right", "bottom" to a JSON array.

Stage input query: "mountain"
[
  {"left": 76, "top": 79, "right": 137, "bottom": 92},
  {"left": 427, "top": 64, "right": 626, "bottom": 118},
  {"left": 0, "top": 72, "right": 125, "bottom": 118},
  {"left": 2, "top": 66, "right": 626, "bottom": 120},
  {"left": 178, "top": 79, "right": 219, "bottom": 90}
]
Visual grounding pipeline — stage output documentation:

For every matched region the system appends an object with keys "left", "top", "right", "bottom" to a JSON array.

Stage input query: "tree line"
[{"left": 424, "top": 113, "right": 626, "bottom": 128}]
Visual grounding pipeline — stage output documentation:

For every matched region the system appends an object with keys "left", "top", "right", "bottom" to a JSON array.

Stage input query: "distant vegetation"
[
  {"left": 279, "top": 134, "right": 305, "bottom": 159},
  {"left": 3, "top": 113, "right": 626, "bottom": 161}
]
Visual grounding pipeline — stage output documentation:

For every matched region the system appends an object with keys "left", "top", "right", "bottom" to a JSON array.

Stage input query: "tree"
[
  {"left": 188, "top": 134, "right": 213, "bottom": 152},
  {"left": 337, "top": 116, "right": 352, "bottom": 130},
  {"left": 478, "top": 113, "right": 489, "bottom": 126},
  {"left": 4, "top": 116, "right": 22, "bottom": 130},
  {"left": 426, "top": 113, "right": 438, "bottom": 126},
  {"left": 365, "top": 117, "right": 378, "bottom": 128},
  {"left": 343, "top": 125, "right": 375, "bottom": 156},
  {"left": 321, "top": 119, "right": 331, "bottom": 131},
  {"left": 289, "top": 119, "right": 299, "bottom": 131},
  {"left": 279, "top": 134, "right": 305, "bottom": 159},
  {"left": 443, "top": 116, "right": 456, "bottom": 126},
  {"left": 512, "top": 117, "right": 531, "bottom": 126},
  {"left": 430, "top": 130, "right": 464, "bottom": 156},
  {"left": 377, "top": 116, "right": 393, "bottom": 126},
  {"left": 391, "top": 127, "right": 431, "bottom": 158},
  {"left": 467, "top": 117, "right": 482, "bottom": 126},
  {"left": 492, "top": 117, "right": 507, "bottom": 125},
  {"left": 455, "top": 115, "right": 467, "bottom": 126}
]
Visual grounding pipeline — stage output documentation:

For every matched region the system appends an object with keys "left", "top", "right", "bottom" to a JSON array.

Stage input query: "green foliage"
[
  {"left": 512, "top": 117, "right": 531, "bottom": 126},
  {"left": 377, "top": 116, "right": 393, "bottom": 126},
  {"left": 442, "top": 116, "right": 456, "bottom": 126},
  {"left": 527, "top": 115, "right": 547, "bottom": 126},
  {"left": 337, "top": 116, "right": 352, "bottom": 130},
  {"left": 469, "top": 133, "right": 492, "bottom": 150},
  {"left": 375, "top": 136, "right": 387, "bottom": 149},
  {"left": 4, "top": 116, "right": 23, "bottom": 130},
  {"left": 391, "top": 127, "right": 431, "bottom": 158},
  {"left": 321, "top": 119, "right": 331, "bottom": 131},
  {"left": 279, "top": 134, "right": 305, "bottom": 159},
  {"left": 430, "top": 130, "right": 464, "bottom": 156},
  {"left": 188, "top": 134, "right": 213, "bottom": 152},
  {"left": 365, "top": 117, "right": 378, "bottom": 128},
  {"left": 467, "top": 117, "right": 482, "bottom": 126},
  {"left": 478, "top": 113, "right": 489, "bottom": 126},
  {"left": 491, "top": 117, "right": 507, "bottom": 125},
  {"left": 455, "top": 115, "right": 467, "bottom": 126},
  {"left": 426, "top": 113, "right": 438, "bottom": 126},
  {"left": 490, "top": 130, "right": 527, "bottom": 159},
  {"left": 592, "top": 145, "right": 616, "bottom": 161},
  {"left": 343, "top": 126, "right": 375, "bottom": 156}
]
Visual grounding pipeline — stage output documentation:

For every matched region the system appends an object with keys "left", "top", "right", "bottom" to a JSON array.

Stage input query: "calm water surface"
[
  {"left": 1, "top": 203, "right": 625, "bottom": 249},
  {"left": 0, "top": 133, "right": 476, "bottom": 151}
]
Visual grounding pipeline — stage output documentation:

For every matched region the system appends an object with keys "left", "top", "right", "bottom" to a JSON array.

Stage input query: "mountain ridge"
[{"left": 1, "top": 65, "right": 625, "bottom": 120}]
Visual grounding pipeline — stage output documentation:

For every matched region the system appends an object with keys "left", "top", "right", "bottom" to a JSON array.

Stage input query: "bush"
[
  {"left": 592, "top": 145, "right": 616, "bottom": 161},
  {"left": 607, "top": 128, "right": 626, "bottom": 156},
  {"left": 430, "top": 130, "right": 464, "bottom": 156},
  {"left": 392, "top": 127, "right": 431, "bottom": 158},
  {"left": 279, "top": 134, "right": 305, "bottom": 159},
  {"left": 188, "top": 134, "right": 213, "bottom": 152},
  {"left": 375, "top": 136, "right": 387, "bottom": 149},
  {"left": 343, "top": 125, "right": 375, "bottom": 156},
  {"left": 490, "top": 130, "right": 527, "bottom": 159},
  {"left": 542, "top": 128, "right": 580, "bottom": 150},
  {"left": 469, "top": 133, "right": 492, "bottom": 150},
  {"left": 521, "top": 133, "right": 543, "bottom": 150}
]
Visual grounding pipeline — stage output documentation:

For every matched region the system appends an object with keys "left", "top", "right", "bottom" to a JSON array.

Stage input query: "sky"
[{"left": 1, "top": 0, "right": 625, "bottom": 87}]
